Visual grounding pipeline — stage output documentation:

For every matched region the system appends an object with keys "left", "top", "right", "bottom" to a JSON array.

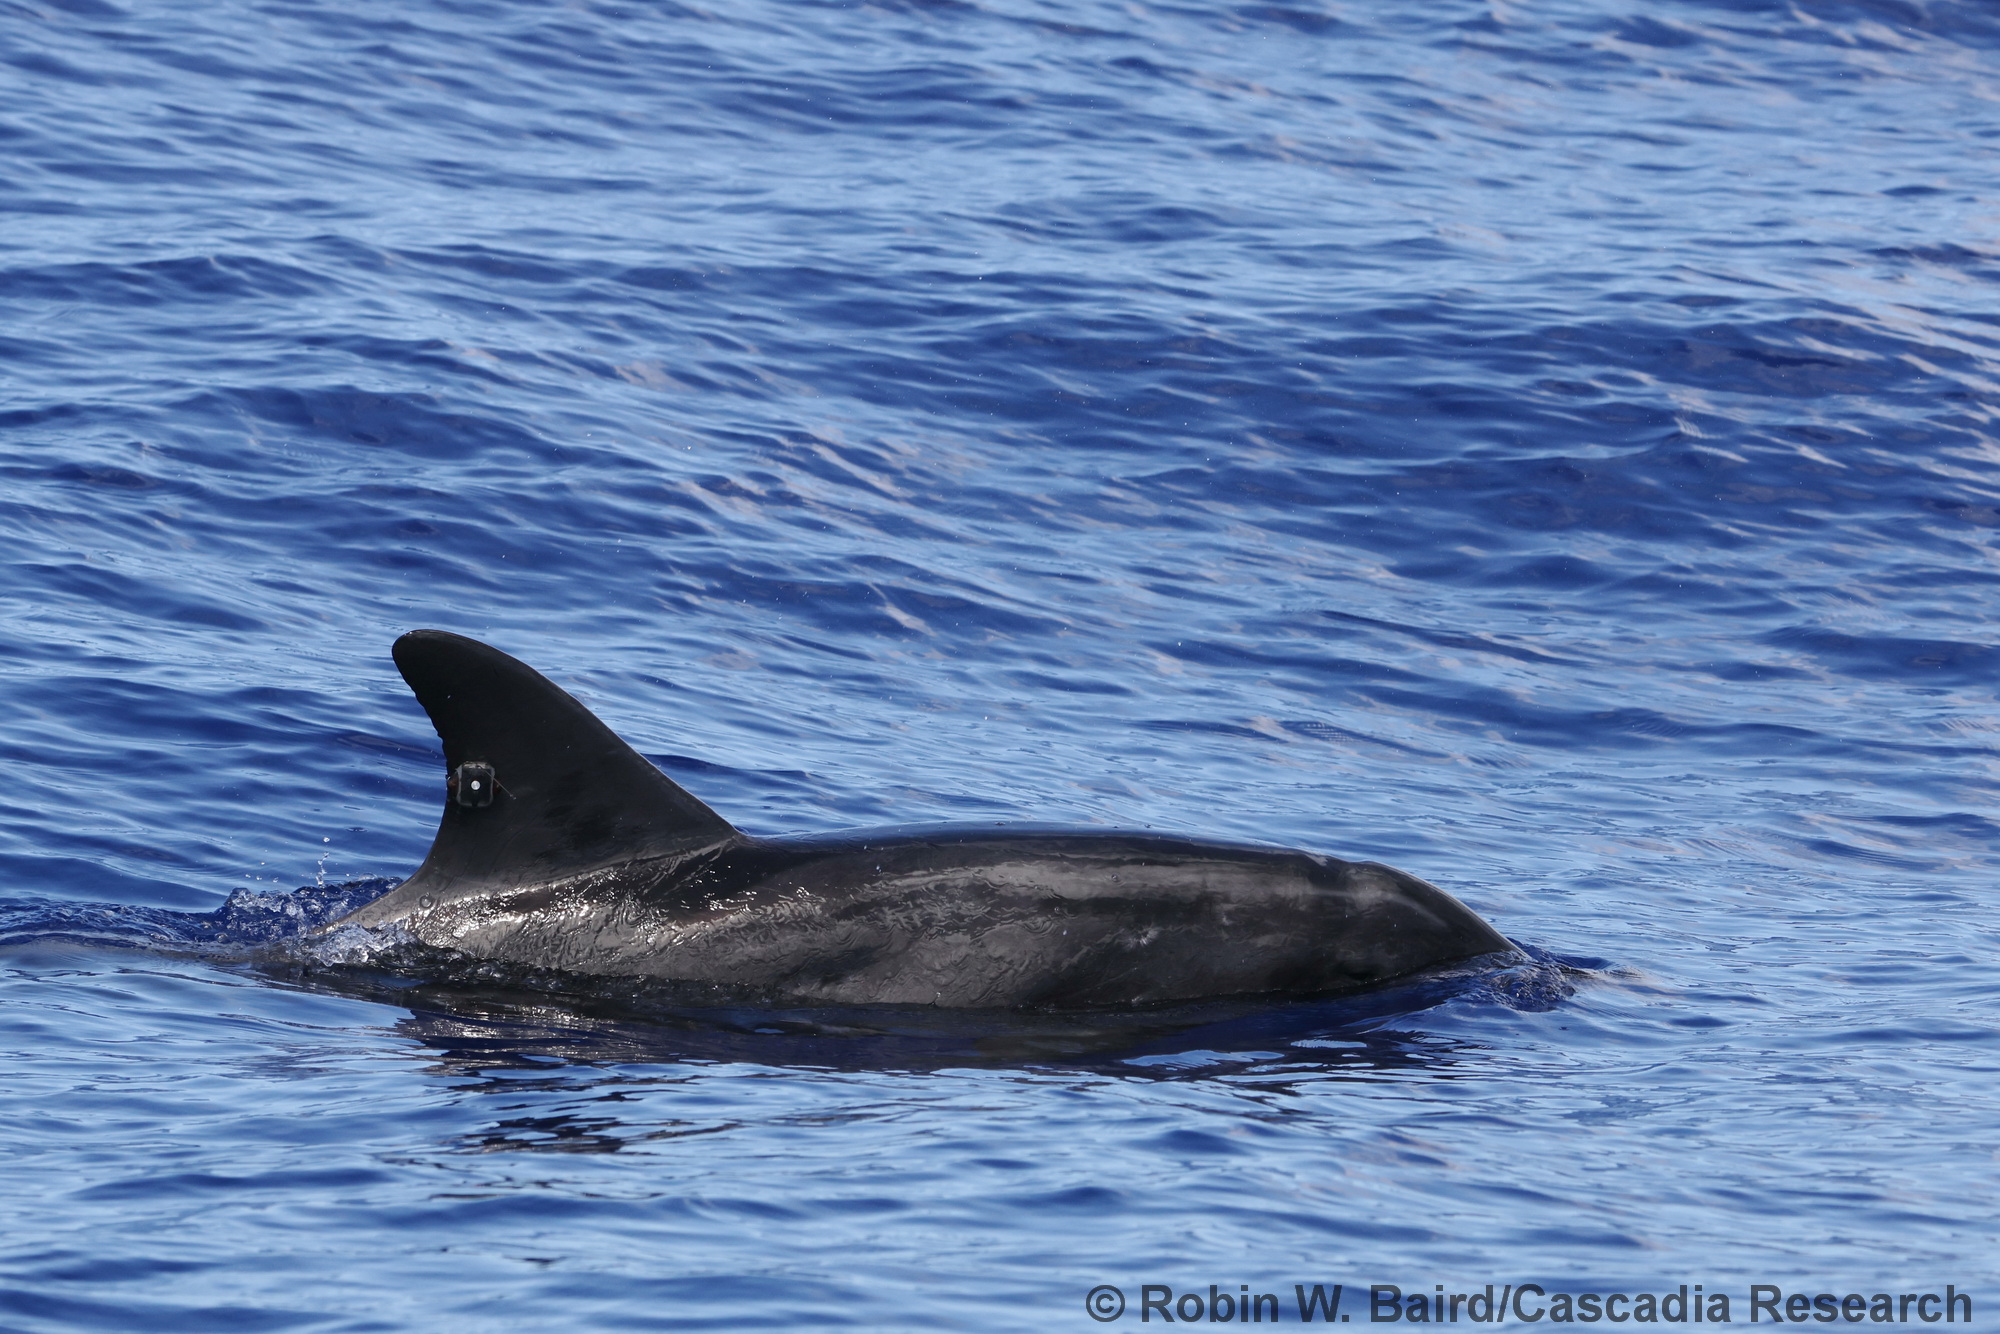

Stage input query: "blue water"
[{"left": 4, "top": 0, "right": 1999, "bottom": 1327}]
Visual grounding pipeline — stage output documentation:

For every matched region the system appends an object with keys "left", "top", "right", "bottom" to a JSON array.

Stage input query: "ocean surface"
[{"left": 3, "top": 0, "right": 1998, "bottom": 1328}]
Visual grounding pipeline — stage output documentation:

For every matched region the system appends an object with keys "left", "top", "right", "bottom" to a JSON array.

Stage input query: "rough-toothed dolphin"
[{"left": 332, "top": 631, "right": 1517, "bottom": 1007}]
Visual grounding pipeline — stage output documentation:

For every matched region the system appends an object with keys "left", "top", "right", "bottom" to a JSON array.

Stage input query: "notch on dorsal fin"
[{"left": 390, "top": 630, "right": 738, "bottom": 905}]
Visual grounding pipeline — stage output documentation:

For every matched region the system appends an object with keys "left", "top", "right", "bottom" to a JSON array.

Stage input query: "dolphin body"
[{"left": 334, "top": 631, "right": 1517, "bottom": 1008}]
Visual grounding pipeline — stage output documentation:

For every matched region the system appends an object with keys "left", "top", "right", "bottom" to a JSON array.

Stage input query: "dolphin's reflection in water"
[
  {"left": 235, "top": 935, "right": 1592, "bottom": 1157},
  {"left": 3, "top": 878, "right": 1591, "bottom": 1154}
]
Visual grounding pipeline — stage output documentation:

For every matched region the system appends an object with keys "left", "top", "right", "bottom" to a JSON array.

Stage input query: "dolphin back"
[
  {"left": 351, "top": 630, "right": 738, "bottom": 922},
  {"left": 333, "top": 633, "right": 1518, "bottom": 1007}
]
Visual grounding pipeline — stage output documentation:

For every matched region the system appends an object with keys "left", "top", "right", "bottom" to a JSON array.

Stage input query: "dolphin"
[{"left": 332, "top": 631, "right": 1517, "bottom": 1007}]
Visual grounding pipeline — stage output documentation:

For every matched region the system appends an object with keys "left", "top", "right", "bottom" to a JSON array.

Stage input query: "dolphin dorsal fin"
[{"left": 391, "top": 630, "right": 738, "bottom": 903}]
